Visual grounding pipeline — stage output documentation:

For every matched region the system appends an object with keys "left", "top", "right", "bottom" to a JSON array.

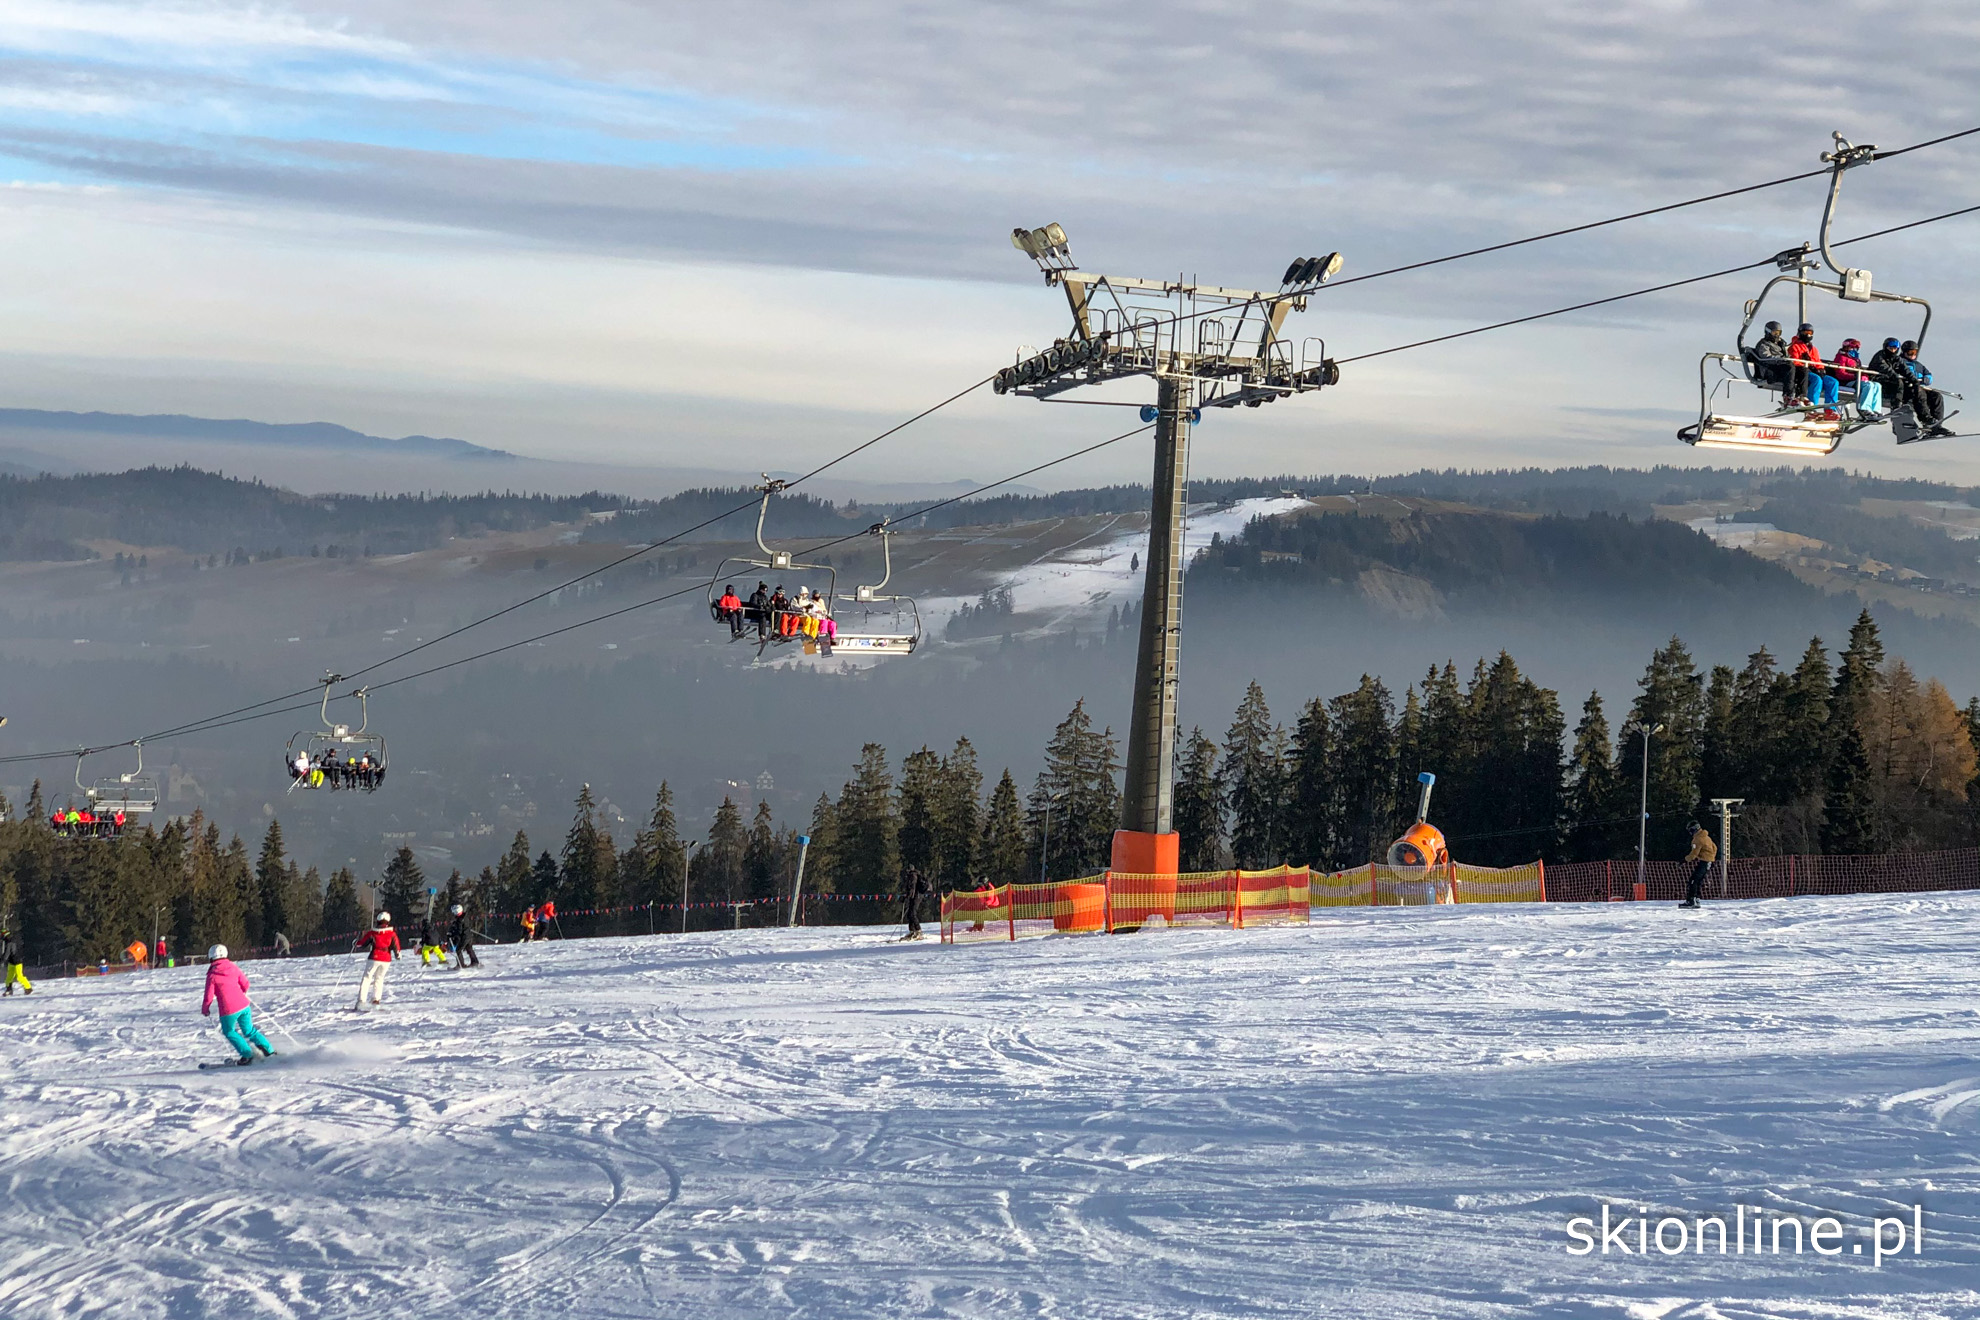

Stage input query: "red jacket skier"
[{"left": 353, "top": 912, "right": 401, "bottom": 1010}]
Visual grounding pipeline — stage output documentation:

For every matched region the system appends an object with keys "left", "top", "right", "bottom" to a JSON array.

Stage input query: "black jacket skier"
[
  {"left": 447, "top": 910, "right": 480, "bottom": 968},
  {"left": 901, "top": 868, "right": 932, "bottom": 939}
]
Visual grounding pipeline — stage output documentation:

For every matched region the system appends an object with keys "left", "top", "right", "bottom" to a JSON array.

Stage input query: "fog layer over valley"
[{"left": 5, "top": 463, "right": 1979, "bottom": 877}]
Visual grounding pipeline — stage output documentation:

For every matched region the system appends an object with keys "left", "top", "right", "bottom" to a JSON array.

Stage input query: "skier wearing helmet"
[
  {"left": 201, "top": 945, "right": 274, "bottom": 1065},
  {"left": 447, "top": 904, "right": 480, "bottom": 969},
  {"left": 353, "top": 911, "right": 401, "bottom": 1009}
]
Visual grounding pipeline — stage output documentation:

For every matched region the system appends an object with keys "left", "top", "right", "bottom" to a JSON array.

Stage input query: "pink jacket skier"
[{"left": 201, "top": 946, "right": 274, "bottom": 1066}]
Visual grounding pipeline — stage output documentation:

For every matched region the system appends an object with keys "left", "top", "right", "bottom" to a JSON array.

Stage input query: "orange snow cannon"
[{"left": 1385, "top": 772, "right": 1449, "bottom": 872}]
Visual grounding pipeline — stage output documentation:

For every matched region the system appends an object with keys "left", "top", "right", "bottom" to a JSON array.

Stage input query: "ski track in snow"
[{"left": 4, "top": 894, "right": 1980, "bottom": 1318}]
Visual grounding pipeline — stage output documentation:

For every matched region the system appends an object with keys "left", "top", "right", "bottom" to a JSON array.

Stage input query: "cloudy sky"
[{"left": 3, "top": 1, "right": 1979, "bottom": 485}]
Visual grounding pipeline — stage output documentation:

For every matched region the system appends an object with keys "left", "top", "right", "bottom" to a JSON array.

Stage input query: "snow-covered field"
[{"left": 4, "top": 894, "right": 1979, "bottom": 1319}]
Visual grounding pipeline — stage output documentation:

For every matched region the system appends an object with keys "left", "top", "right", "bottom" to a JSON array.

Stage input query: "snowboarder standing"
[
  {"left": 354, "top": 911, "right": 401, "bottom": 1008},
  {"left": 448, "top": 904, "right": 480, "bottom": 969},
  {"left": 201, "top": 945, "right": 274, "bottom": 1066},
  {"left": 900, "top": 866, "right": 932, "bottom": 941},
  {"left": 2, "top": 928, "right": 30, "bottom": 996},
  {"left": 1680, "top": 821, "right": 1716, "bottom": 909}
]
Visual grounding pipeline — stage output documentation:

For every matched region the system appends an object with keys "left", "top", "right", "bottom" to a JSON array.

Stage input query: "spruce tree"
[
  {"left": 630, "top": 785, "right": 684, "bottom": 908},
  {"left": 1220, "top": 682, "right": 1284, "bottom": 869},
  {"left": 932, "top": 737, "right": 982, "bottom": 888},
  {"left": 379, "top": 845, "right": 427, "bottom": 926},
  {"left": 978, "top": 770, "right": 1028, "bottom": 886},
  {"left": 743, "top": 802, "right": 783, "bottom": 902},
  {"left": 1328, "top": 676, "right": 1397, "bottom": 868},
  {"left": 1564, "top": 691, "right": 1619, "bottom": 862},
  {"left": 290, "top": 865, "right": 322, "bottom": 941},
  {"left": 322, "top": 866, "right": 362, "bottom": 938},
  {"left": 1699, "top": 665, "right": 1738, "bottom": 804},
  {"left": 1173, "top": 727, "right": 1225, "bottom": 872},
  {"left": 1728, "top": 646, "right": 1789, "bottom": 803},
  {"left": 700, "top": 796, "right": 748, "bottom": 915},
  {"left": 560, "top": 785, "right": 607, "bottom": 919},
  {"left": 255, "top": 820, "right": 289, "bottom": 943},
  {"left": 1465, "top": 652, "right": 1563, "bottom": 865},
  {"left": 1280, "top": 699, "right": 1332, "bottom": 871},
  {"left": 530, "top": 850, "right": 560, "bottom": 905},
  {"left": 805, "top": 792, "right": 840, "bottom": 900},
  {"left": 1625, "top": 636, "right": 1705, "bottom": 860},
  {"left": 1780, "top": 637, "right": 1832, "bottom": 803},
  {"left": 495, "top": 830, "right": 533, "bottom": 912},
  {"left": 1823, "top": 613, "right": 1884, "bottom": 851},
  {"left": 896, "top": 747, "right": 941, "bottom": 882},
  {"left": 836, "top": 745, "right": 899, "bottom": 894},
  {"left": 1028, "top": 700, "right": 1119, "bottom": 879}
]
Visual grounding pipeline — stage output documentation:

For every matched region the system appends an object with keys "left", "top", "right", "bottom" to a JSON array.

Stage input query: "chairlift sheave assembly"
[
  {"left": 52, "top": 742, "right": 159, "bottom": 837},
  {"left": 1680, "top": 132, "right": 1963, "bottom": 455},
  {"left": 285, "top": 674, "right": 387, "bottom": 792}
]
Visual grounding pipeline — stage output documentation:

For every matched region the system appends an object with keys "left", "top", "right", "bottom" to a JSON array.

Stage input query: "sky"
[{"left": 2, "top": 1, "right": 1979, "bottom": 487}]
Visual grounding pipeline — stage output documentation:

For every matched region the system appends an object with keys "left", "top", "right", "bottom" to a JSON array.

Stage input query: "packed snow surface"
[{"left": 4, "top": 894, "right": 1979, "bottom": 1318}]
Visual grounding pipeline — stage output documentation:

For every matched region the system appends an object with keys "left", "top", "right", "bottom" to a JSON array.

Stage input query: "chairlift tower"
[{"left": 1001, "top": 224, "right": 1342, "bottom": 873}]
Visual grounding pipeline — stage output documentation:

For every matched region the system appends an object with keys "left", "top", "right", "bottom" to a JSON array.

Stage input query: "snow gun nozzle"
[{"left": 1416, "top": 772, "right": 1436, "bottom": 823}]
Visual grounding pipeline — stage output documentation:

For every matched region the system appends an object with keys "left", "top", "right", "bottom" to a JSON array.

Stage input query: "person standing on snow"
[
  {"left": 353, "top": 911, "right": 401, "bottom": 1008},
  {"left": 900, "top": 866, "right": 932, "bottom": 940},
  {"left": 416, "top": 915, "right": 446, "bottom": 967},
  {"left": 519, "top": 905, "right": 538, "bottom": 943},
  {"left": 201, "top": 945, "right": 274, "bottom": 1066},
  {"left": 2, "top": 928, "right": 31, "bottom": 995},
  {"left": 447, "top": 905, "right": 480, "bottom": 968},
  {"left": 1680, "top": 821, "right": 1717, "bottom": 910}
]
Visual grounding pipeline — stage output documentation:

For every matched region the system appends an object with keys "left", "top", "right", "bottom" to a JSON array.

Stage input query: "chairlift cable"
[
  {"left": 1337, "top": 201, "right": 1980, "bottom": 366},
  {"left": 0, "top": 412, "right": 1142, "bottom": 766}
]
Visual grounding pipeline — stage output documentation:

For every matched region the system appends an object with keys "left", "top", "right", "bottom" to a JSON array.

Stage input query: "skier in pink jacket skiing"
[{"left": 201, "top": 945, "right": 275, "bottom": 1067}]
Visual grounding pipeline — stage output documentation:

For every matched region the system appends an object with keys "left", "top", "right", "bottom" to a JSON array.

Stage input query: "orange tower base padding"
[{"left": 1111, "top": 829, "right": 1179, "bottom": 876}]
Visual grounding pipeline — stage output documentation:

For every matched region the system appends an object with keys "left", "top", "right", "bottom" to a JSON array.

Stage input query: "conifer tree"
[
  {"left": 255, "top": 820, "right": 289, "bottom": 943},
  {"left": 1464, "top": 652, "right": 1563, "bottom": 865},
  {"left": 1625, "top": 636, "right": 1705, "bottom": 859},
  {"left": 1028, "top": 700, "right": 1119, "bottom": 879},
  {"left": 321, "top": 865, "right": 362, "bottom": 936},
  {"left": 495, "top": 830, "right": 533, "bottom": 912},
  {"left": 1280, "top": 700, "right": 1332, "bottom": 870},
  {"left": 629, "top": 785, "right": 684, "bottom": 908},
  {"left": 804, "top": 792, "right": 840, "bottom": 901},
  {"left": 379, "top": 845, "right": 427, "bottom": 926},
  {"left": 896, "top": 747, "right": 941, "bottom": 882},
  {"left": 560, "top": 784, "right": 610, "bottom": 919},
  {"left": 743, "top": 802, "right": 784, "bottom": 901},
  {"left": 978, "top": 770, "right": 1028, "bottom": 886},
  {"left": 836, "top": 745, "right": 899, "bottom": 894},
  {"left": 1779, "top": 637, "right": 1833, "bottom": 803},
  {"left": 1328, "top": 676, "right": 1397, "bottom": 868},
  {"left": 694, "top": 796, "right": 748, "bottom": 920},
  {"left": 1699, "top": 665, "right": 1738, "bottom": 803},
  {"left": 1564, "top": 691, "right": 1620, "bottom": 861},
  {"left": 932, "top": 737, "right": 982, "bottom": 888},
  {"left": 1173, "top": 728, "right": 1225, "bottom": 871},
  {"left": 530, "top": 850, "right": 560, "bottom": 905},
  {"left": 1221, "top": 682, "right": 1284, "bottom": 869},
  {"left": 1823, "top": 613, "right": 1884, "bottom": 852},
  {"left": 290, "top": 865, "right": 322, "bottom": 941}
]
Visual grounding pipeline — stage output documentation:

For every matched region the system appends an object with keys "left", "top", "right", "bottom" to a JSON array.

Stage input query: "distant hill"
[
  {"left": 0, "top": 409, "right": 516, "bottom": 460},
  {"left": 0, "top": 466, "right": 622, "bottom": 560}
]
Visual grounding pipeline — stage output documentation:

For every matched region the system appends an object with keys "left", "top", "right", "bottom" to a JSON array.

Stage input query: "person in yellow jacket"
[
  {"left": 2, "top": 929, "right": 30, "bottom": 995},
  {"left": 1681, "top": 820, "right": 1717, "bottom": 909}
]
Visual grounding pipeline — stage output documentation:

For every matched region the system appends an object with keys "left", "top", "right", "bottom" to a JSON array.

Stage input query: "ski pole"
[{"left": 248, "top": 1001, "right": 307, "bottom": 1050}]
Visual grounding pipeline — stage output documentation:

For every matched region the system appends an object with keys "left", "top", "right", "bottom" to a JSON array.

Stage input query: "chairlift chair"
[
  {"left": 286, "top": 675, "right": 388, "bottom": 792},
  {"left": 832, "top": 523, "right": 922, "bottom": 656},
  {"left": 705, "top": 478, "right": 840, "bottom": 656},
  {"left": 53, "top": 743, "right": 157, "bottom": 838},
  {"left": 1679, "top": 133, "right": 1962, "bottom": 455}
]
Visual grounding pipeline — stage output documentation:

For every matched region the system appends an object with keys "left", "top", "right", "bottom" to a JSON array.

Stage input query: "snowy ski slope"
[{"left": 3, "top": 894, "right": 1978, "bottom": 1318}]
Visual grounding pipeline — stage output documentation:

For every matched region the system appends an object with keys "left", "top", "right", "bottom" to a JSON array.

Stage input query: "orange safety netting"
[{"left": 939, "top": 867, "right": 1315, "bottom": 941}]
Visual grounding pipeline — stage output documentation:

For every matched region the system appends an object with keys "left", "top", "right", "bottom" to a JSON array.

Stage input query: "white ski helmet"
[
  {"left": 451, "top": 904, "right": 464, "bottom": 916},
  {"left": 207, "top": 944, "right": 228, "bottom": 961},
  {"left": 374, "top": 910, "right": 392, "bottom": 927}
]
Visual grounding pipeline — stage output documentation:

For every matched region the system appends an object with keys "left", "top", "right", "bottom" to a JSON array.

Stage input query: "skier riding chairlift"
[{"left": 1678, "top": 132, "right": 1964, "bottom": 457}]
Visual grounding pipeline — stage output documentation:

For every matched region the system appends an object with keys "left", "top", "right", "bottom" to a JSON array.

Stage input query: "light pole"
[
  {"left": 679, "top": 840, "right": 699, "bottom": 934},
  {"left": 1623, "top": 721, "right": 1664, "bottom": 898}
]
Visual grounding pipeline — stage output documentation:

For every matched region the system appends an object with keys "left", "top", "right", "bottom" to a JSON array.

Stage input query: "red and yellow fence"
[{"left": 939, "top": 860, "right": 1544, "bottom": 942}]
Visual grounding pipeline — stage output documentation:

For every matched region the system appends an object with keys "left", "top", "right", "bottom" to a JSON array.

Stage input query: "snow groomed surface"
[{"left": 3, "top": 893, "right": 1978, "bottom": 1318}]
